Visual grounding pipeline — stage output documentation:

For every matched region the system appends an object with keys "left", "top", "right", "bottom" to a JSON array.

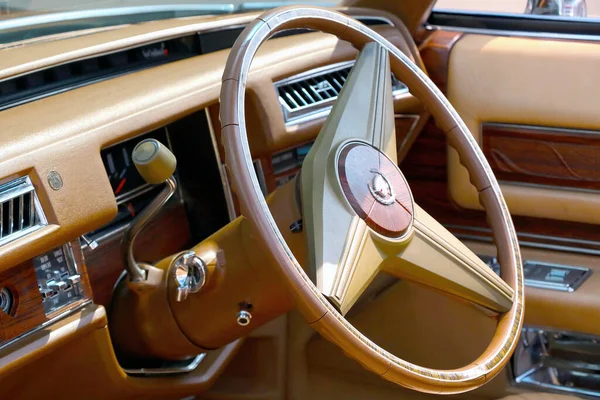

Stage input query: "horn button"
[{"left": 337, "top": 142, "right": 413, "bottom": 238}]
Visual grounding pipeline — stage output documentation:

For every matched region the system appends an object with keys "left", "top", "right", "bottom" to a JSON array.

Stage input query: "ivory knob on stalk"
[{"left": 132, "top": 139, "right": 176, "bottom": 184}]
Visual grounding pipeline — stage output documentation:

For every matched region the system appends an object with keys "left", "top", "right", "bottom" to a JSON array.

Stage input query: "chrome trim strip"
[
  {"left": 433, "top": 8, "right": 596, "bottom": 22},
  {"left": 0, "top": 299, "right": 93, "bottom": 351},
  {"left": 0, "top": 179, "right": 34, "bottom": 203},
  {"left": 486, "top": 122, "right": 600, "bottom": 135},
  {"left": 0, "top": 5, "right": 236, "bottom": 33},
  {"left": 122, "top": 353, "right": 206, "bottom": 376},
  {"left": 498, "top": 180, "right": 600, "bottom": 195},
  {"left": 426, "top": 24, "right": 600, "bottom": 42},
  {"left": 453, "top": 225, "right": 600, "bottom": 257},
  {"left": 239, "top": 2, "right": 336, "bottom": 12}
]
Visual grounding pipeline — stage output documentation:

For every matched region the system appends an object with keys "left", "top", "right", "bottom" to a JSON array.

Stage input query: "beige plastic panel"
[
  {"left": 447, "top": 34, "right": 600, "bottom": 224},
  {"left": 385, "top": 204, "right": 513, "bottom": 313},
  {"left": 301, "top": 42, "right": 394, "bottom": 315}
]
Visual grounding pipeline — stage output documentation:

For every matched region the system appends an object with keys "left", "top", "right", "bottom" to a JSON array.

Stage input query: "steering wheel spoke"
[
  {"left": 301, "top": 41, "right": 398, "bottom": 315},
  {"left": 383, "top": 204, "right": 514, "bottom": 313}
]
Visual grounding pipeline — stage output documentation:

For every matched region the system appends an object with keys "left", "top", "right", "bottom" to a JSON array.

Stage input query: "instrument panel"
[
  {"left": 102, "top": 129, "right": 169, "bottom": 204},
  {"left": 91, "top": 128, "right": 175, "bottom": 240}
]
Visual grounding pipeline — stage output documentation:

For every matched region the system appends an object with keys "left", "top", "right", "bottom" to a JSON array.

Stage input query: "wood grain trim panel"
[
  {"left": 0, "top": 261, "right": 46, "bottom": 343},
  {"left": 418, "top": 30, "right": 462, "bottom": 93},
  {"left": 0, "top": 240, "right": 95, "bottom": 345},
  {"left": 483, "top": 123, "right": 600, "bottom": 191}
]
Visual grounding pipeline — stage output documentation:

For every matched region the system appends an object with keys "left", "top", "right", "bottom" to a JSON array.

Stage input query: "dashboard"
[{"left": 0, "top": 7, "right": 424, "bottom": 399}]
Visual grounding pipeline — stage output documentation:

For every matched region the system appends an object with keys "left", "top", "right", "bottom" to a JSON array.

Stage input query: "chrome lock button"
[{"left": 173, "top": 251, "right": 207, "bottom": 302}]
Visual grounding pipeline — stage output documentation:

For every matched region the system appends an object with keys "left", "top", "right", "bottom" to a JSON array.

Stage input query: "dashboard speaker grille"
[
  {"left": 275, "top": 61, "right": 408, "bottom": 125},
  {"left": 0, "top": 176, "right": 47, "bottom": 246}
]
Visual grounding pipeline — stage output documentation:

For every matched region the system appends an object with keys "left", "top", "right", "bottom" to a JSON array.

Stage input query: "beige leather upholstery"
[{"left": 499, "top": 394, "right": 580, "bottom": 400}]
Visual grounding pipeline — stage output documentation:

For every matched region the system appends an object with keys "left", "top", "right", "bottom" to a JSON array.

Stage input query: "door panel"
[{"left": 446, "top": 34, "right": 600, "bottom": 224}]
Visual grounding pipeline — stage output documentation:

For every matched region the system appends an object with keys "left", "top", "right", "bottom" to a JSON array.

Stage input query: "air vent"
[
  {"left": 0, "top": 36, "right": 201, "bottom": 112},
  {"left": 0, "top": 176, "right": 47, "bottom": 246},
  {"left": 276, "top": 61, "right": 408, "bottom": 124}
]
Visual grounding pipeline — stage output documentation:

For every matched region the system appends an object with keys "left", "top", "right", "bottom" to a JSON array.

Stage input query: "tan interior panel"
[{"left": 446, "top": 34, "right": 600, "bottom": 224}]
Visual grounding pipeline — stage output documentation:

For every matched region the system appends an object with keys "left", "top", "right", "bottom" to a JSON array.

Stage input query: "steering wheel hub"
[
  {"left": 369, "top": 169, "right": 395, "bottom": 205},
  {"left": 338, "top": 142, "right": 413, "bottom": 238}
]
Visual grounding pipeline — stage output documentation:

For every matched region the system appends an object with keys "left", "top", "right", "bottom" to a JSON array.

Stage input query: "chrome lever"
[{"left": 121, "top": 139, "right": 177, "bottom": 282}]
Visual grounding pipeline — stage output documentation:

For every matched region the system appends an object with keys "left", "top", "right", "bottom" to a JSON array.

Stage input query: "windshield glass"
[{"left": 0, "top": 1, "right": 337, "bottom": 44}]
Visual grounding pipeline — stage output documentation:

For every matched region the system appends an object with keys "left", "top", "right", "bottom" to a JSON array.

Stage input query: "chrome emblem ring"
[{"left": 368, "top": 168, "right": 396, "bottom": 205}]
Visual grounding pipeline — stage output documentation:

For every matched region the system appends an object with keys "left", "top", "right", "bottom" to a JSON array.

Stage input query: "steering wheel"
[{"left": 219, "top": 6, "right": 524, "bottom": 394}]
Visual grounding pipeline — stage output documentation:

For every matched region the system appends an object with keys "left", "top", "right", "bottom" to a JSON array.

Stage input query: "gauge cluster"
[{"left": 103, "top": 128, "right": 169, "bottom": 203}]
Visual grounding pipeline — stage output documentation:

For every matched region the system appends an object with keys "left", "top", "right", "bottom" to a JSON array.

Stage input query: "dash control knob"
[{"left": 173, "top": 251, "right": 207, "bottom": 302}]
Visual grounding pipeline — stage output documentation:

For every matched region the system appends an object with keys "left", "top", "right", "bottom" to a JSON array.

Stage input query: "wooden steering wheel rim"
[{"left": 219, "top": 6, "right": 524, "bottom": 394}]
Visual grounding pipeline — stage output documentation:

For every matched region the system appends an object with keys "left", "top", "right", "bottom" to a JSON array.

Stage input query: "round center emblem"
[
  {"left": 368, "top": 169, "right": 396, "bottom": 205},
  {"left": 337, "top": 142, "right": 414, "bottom": 238}
]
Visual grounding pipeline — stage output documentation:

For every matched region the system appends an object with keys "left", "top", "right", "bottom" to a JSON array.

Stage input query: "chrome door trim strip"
[
  {"left": 498, "top": 180, "right": 600, "bottom": 195},
  {"left": 450, "top": 224, "right": 600, "bottom": 256},
  {"left": 122, "top": 353, "right": 206, "bottom": 376},
  {"left": 426, "top": 24, "right": 600, "bottom": 42}
]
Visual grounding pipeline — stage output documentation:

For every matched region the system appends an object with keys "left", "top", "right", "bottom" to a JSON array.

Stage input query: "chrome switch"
[
  {"left": 173, "top": 251, "right": 206, "bottom": 302},
  {"left": 66, "top": 274, "right": 82, "bottom": 294}
]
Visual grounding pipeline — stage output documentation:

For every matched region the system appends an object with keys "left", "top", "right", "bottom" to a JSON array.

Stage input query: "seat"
[{"left": 500, "top": 394, "right": 580, "bottom": 400}]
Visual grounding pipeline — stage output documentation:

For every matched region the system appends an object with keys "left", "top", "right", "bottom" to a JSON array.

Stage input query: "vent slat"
[
  {"left": 300, "top": 87, "right": 316, "bottom": 103},
  {"left": 291, "top": 89, "right": 307, "bottom": 106},
  {"left": 331, "top": 78, "right": 344, "bottom": 91},
  {"left": 29, "top": 192, "right": 35, "bottom": 227},
  {"left": 8, "top": 199, "right": 13, "bottom": 236},
  {"left": 284, "top": 92, "right": 300, "bottom": 109},
  {"left": 18, "top": 195, "right": 23, "bottom": 231},
  {"left": 0, "top": 202, "right": 3, "bottom": 238}
]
